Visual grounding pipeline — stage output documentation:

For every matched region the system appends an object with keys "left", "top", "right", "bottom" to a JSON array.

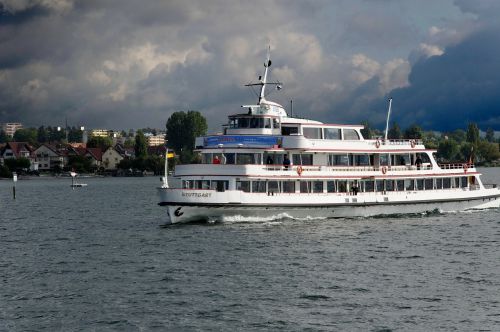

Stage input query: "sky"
[{"left": 1, "top": 0, "right": 500, "bottom": 132}]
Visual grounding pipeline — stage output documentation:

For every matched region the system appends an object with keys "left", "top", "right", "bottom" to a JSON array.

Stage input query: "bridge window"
[
  {"left": 343, "top": 129, "right": 360, "bottom": 140},
  {"left": 303, "top": 127, "right": 322, "bottom": 139},
  {"left": 281, "top": 126, "right": 298, "bottom": 135},
  {"left": 324, "top": 128, "right": 341, "bottom": 140}
]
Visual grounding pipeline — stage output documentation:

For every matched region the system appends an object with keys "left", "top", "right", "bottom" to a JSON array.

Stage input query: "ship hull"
[{"left": 158, "top": 188, "right": 500, "bottom": 224}]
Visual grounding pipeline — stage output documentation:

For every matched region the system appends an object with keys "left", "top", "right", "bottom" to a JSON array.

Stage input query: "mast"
[
  {"left": 384, "top": 97, "right": 393, "bottom": 141},
  {"left": 259, "top": 46, "right": 272, "bottom": 103}
]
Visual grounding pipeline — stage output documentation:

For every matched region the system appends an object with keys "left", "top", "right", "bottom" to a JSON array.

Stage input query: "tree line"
[{"left": 362, "top": 122, "right": 500, "bottom": 165}]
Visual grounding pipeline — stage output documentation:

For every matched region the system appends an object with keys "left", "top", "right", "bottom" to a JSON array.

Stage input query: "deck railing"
[{"left": 438, "top": 163, "right": 474, "bottom": 170}]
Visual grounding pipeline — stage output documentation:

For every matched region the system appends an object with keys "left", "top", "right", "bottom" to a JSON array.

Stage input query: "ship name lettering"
[{"left": 182, "top": 192, "right": 212, "bottom": 198}]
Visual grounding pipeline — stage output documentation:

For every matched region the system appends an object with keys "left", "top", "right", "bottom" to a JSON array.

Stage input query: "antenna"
[
  {"left": 384, "top": 97, "right": 393, "bottom": 141},
  {"left": 290, "top": 100, "right": 293, "bottom": 117}
]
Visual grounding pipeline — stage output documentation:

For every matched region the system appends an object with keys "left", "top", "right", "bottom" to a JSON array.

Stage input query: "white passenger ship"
[{"left": 158, "top": 51, "right": 500, "bottom": 224}]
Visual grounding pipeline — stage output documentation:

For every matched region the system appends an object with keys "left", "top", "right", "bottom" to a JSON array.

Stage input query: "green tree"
[
  {"left": 404, "top": 124, "right": 423, "bottom": 139},
  {"left": 0, "top": 164, "right": 11, "bottom": 178},
  {"left": 37, "top": 126, "right": 49, "bottom": 143},
  {"left": 388, "top": 122, "right": 402, "bottom": 139},
  {"left": 0, "top": 130, "right": 9, "bottom": 143},
  {"left": 437, "top": 139, "right": 460, "bottom": 162},
  {"left": 477, "top": 141, "right": 500, "bottom": 163},
  {"left": 360, "top": 121, "right": 373, "bottom": 139},
  {"left": 87, "top": 136, "right": 113, "bottom": 150},
  {"left": 67, "top": 155, "right": 92, "bottom": 173},
  {"left": 466, "top": 122, "right": 480, "bottom": 145},
  {"left": 134, "top": 130, "right": 148, "bottom": 158},
  {"left": 4, "top": 157, "right": 30, "bottom": 172},
  {"left": 166, "top": 111, "right": 207, "bottom": 163},
  {"left": 485, "top": 127, "right": 495, "bottom": 142},
  {"left": 68, "top": 126, "right": 83, "bottom": 142},
  {"left": 447, "top": 129, "right": 466, "bottom": 143},
  {"left": 13, "top": 128, "right": 37, "bottom": 144}
]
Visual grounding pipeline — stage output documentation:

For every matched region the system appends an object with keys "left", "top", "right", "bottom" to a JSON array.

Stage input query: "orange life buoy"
[
  {"left": 410, "top": 140, "right": 416, "bottom": 148},
  {"left": 463, "top": 163, "right": 468, "bottom": 173},
  {"left": 381, "top": 166, "right": 387, "bottom": 174},
  {"left": 297, "top": 166, "right": 303, "bottom": 176},
  {"left": 375, "top": 140, "right": 381, "bottom": 148}
]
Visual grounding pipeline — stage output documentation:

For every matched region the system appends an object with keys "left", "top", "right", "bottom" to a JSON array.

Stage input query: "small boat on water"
[
  {"left": 70, "top": 171, "right": 87, "bottom": 188},
  {"left": 158, "top": 49, "right": 500, "bottom": 224}
]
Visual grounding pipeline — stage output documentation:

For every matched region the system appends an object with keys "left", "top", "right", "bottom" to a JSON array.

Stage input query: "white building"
[
  {"left": 1, "top": 123, "right": 23, "bottom": 137},
  {"left": 102, "top": 147, "right": 124, "bottom": 170}
]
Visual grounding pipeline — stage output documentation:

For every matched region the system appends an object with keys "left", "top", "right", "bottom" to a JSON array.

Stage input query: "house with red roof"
[{"left": 34, "top": 144, "right": 66, "bottom": 171}]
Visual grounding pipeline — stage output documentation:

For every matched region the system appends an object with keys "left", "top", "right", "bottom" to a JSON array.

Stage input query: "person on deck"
[
  {"left": 213, "top": 156, "right": 221, "bottom": 164},
  {"left": 283, "top": 155, "right": 291, "bottom": 170}
]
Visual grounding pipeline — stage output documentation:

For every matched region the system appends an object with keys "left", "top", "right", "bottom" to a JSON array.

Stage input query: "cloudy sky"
[{"left": 1, "top": 0, "right": 499, "bottom": 132}]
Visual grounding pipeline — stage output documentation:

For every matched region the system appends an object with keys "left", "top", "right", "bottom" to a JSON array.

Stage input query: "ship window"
[
  {"left": 338, "top": 180, "right": 347, "bottom": 193},
  {"left": 324, "top": 128, "right": 341, "bottom": 140},
  {"left": 250, "top": 118, "right": 260, "bottom": 128},
  {"left": 237, "top": 118, "right": 249, "bottom": 128},
  {"left": 272, "top": 118, "right": 280, "bottom": 129},
  {"left": 386, "top": 180, "right": 395, "bottom": 191},
  {"left": 376, "top": 180, "right": 384, "bottom": 192},
  {"left": 343, "top": 129, "right": 360, "bottom": 140},
  {"left": 436, "top": 178, "right": 443, "bottom": 189},
  {"left": 379, "top": 154, "right": 389, "bottom": 166},
  {"left": 223, "top": 153, "right": 235, "bottom": 164},
  {"left": 327, "top": 181, "right": 336, "bottom": 193},
  {"left": 328, "top": 154, "right": 349, "bottom": 166},
  {"left": 282, "top": 181, "right": 295, "bottom": 193},
  {"left": 461, "top": 177, "right": 468, "bottom": 188},
  {"left": 443, "top": 178, "right": 451, "bottom": 189},
  {"left": 303, "top": 127, "right": 322, "bottom": 139},
  {"left": 364, "top": 180, "right": 375, "bottom": 192},
  {"left": 236, "top": 181, "right": 251, "bottom": 192},
  {"left": 416, "top": 179, "right": 424, "bottom": 190},
  {"left": 354, "top": 154, "right": 370, "bottom": 166},
  {"left": 454, "top": 177, "right": 460, "bottom": 188},
  {"left": 425, "top": 178, "right": 433, "bottom": 190},
  {"left": 293, "top": 154, "right": 313, "bottom": 166},
  {"left": 396, "top": 154, "right": 410, "bottom": 166},
  {"left": 237, "top": 153, "right": 256, "bottom": 165},
  {"left": 264, "top": 118, "right": 271, "bottom": 128},
  {"left": 405, "top": 179, "right": 414, "bottom": 191},
  {"left": 313, "top": 181, "right": 324, "bottom": 193},
  {"left": 211, "top": 180, "right": 228, "bottom": 192},
  {"left": 300, "top": 181, "right": 312, "bottom": 193},
  {"left": 396, "top": 180, "right": 405, "bottom": 191},
  {"left": 268, "top": 181, "right": 280, "bottom": 193},
  {"left": 252, "top": 181, "right": 266, "bottom": 193},
  {"left": 282, "top": 126, "right": 298, "bottom": 135}
]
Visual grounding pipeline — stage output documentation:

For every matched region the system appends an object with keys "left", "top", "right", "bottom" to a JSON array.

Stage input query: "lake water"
[{"left": 1, "top": 168, "right": 500, "bottom": 331}]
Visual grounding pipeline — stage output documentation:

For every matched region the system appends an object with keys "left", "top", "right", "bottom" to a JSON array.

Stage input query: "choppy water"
[{"left": 1, "top": 169, "right": 500, "bottom": 331}]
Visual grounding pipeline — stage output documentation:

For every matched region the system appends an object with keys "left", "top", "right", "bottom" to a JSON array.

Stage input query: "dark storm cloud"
[
  {"left": 373, "top": 26, "right": 500, "bottom": 131},
  {"left": 0, "top": 0, "right": 493, "bottom": 132}
]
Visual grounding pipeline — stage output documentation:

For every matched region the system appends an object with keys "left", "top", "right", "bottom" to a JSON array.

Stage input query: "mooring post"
[{"left": 12, "top": 172, "right": 17, "bottom": 199}]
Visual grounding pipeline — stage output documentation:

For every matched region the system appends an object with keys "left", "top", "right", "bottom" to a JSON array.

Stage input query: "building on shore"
[
  {"left": 146, "top": 134, "right": 166, "bottom": 146},
  {"left": 1, "top": 123, "right": 23, "bottom": 137}
]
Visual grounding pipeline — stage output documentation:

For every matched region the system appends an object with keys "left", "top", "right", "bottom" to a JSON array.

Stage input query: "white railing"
[{"left": 438, "top": 163, "right": 474, "bottom": 170}]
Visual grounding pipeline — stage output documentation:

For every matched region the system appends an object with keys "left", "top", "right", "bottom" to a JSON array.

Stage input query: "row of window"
[
  {"left": 181, "top": 177, "right": 472, "bottom": 194},
  {"left": 301, "top": 127, "right": 360, "bottom": 140},
  {"left": 229, "top": 117, "right": 280, "bottom": 129},
  {"left": 236, "top": 177, "right": 470, "bottom": 193},
  {"left": 201, "top": 152, "right": 429, "bottom": 167}
]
